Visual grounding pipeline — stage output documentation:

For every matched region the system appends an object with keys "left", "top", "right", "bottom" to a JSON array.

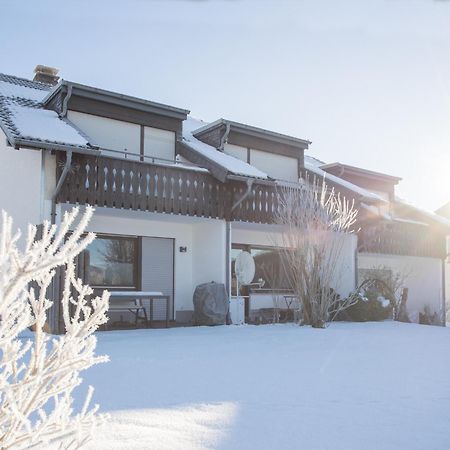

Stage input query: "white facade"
[
  {"left": 250, "top": 149, "right": 298, "bottom": 182},
  {"left": 0, "top": 131, "right": 43, "bottom": 238},
  {"left": 143, "top": 126, "right": 175, "bottom": 161},
  {"left": 61, "top": 205, "right": 226, "bottom": 321},
  {"left": 67, "top": 111, "right": 176, "bottom": 161},
  {"left": 68, "top": 111, "right": 141, "bottom": 158},
  {"left": 223, "top": 143, "right": 299, "bottom": 182},
  {"left": 358, "top": 252, "right": 444, "bottom": 322},
  {"left": 224, "top": 143, "right": 247, "bottom": 161},
  {"left": 232, "top": 222, "right": 357, "bottom": 310}
]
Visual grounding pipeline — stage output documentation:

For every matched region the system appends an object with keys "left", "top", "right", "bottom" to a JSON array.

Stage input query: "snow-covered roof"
[
  {"left": 0, "top": 73, "right": 95, "bottom": 152},
  {"left": 0, "top": 78, "right": 50, "bottom": 103},
  {"left": 304, "top": 155, "right": 387, "bottom": 203},
  {"left": 3, "top": 101, "right": 89, "bottom": 147},
  {"left": 395, "top": 197, "right": 450, "bottom": 230},
  {"left": 182, "top": 117, "right": 268, "bottom": 180}
]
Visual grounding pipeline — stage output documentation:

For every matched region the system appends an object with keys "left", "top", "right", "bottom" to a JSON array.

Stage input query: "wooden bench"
[{"left": 108, "top": 291, "right": 171, "bottom": 328}]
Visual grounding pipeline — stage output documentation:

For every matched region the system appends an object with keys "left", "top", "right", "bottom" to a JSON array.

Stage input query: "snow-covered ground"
[{"left": 82, "top": 322, "right": 450, "bottom": 450}]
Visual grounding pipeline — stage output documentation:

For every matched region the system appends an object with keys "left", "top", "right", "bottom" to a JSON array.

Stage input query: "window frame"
[
  {"left": 231, "top": 243, "right": 291, "bottom": 293},
  {"left": 84, "top": 233, "right": 141, "bottom": 291}
]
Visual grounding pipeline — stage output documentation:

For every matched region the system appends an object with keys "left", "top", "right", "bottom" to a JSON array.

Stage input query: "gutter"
[
  {"left": 43, "top": 80, "right": 190, "bottom": 120},
  {"left": 442, "top": 259, "right": 447, "bottom": 326},
  {"left": 226, "top": 174, "right": 275, "bottom": 187},
  {"left": 51, "top": 150, "right": 72, "bottom": 224},
  {"left": 12, "top": 138, "right": 99, "bottom": 156}
]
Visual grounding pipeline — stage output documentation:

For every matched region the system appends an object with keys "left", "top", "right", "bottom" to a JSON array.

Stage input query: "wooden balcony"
[
  {"left": 57, "top": 154, "right": 446, "bottom": 259},
  {"left": 56, "top": 153, "right": 278, "bottom": 223},
  {"left": 358, "top": 222, "right": 446, "bottom": 259}
]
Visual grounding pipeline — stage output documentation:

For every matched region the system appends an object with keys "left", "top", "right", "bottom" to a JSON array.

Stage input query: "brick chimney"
[{"left": 33, "top": 65, "right": 60, "bottom": 85}]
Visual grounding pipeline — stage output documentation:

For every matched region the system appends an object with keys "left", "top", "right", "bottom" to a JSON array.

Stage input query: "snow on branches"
[
  {"left": 274, "top": 177, "right": 359, "bottom": 328},
  {"left": 0, "top": 207, "right": 109, "bottom": 449}
]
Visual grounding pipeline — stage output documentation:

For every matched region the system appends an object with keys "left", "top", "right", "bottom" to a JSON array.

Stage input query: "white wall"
[
  {"left": 68, "top": 111, "right": 140, "bottom": 159},
  {"left": 224, "top": 143, "right": 247, "bottom": 161},
  {"left": 232, "top": 222, "right": 357, "bottom": 309},
  {"left": 192, "top": 220, "right": 226, "bottom": 289},
  {"left": 143, "top": 127, "right": 175, "bottom": 162},
  {"left": 68, "top": 111, "right": 176, "bottom": 162},
  {"left": 232, "top": 222, "right": 285, "bottom": 248},
  {"left": 41, "top": 151, "right": 56, "bottom": 222},
  {"left": 250, "top": 149, "right": 298, "bottom": 182},
  {"left": 0, "top": 133, "right": 42, "bottom": 238},
  {"left": 224, "top": 143, "right": 299, "bottom": 182},
  {"left": 358, "top": 252, "right": 444, "bottom": 323},
  {"left": 62, "top": 205, "right": 225, "bottom": 320}
]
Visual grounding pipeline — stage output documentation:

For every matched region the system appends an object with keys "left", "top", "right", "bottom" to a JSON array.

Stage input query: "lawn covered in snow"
[{"left": 83, "top": 322, "right": 450, "bottom": 450}]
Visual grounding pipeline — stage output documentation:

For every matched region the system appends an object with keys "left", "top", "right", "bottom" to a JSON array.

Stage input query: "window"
[
  {"left": 231, "top": 245, "right": 290, "bottom": 295},
  {"left": 249, "top": 149, "right": 299, "bottom": 182},
  {"left": 85, "top": 235, "right": 138, "bottom": 288},
  {"left": 143, "top": 127, "right": 175, "bottom": 162}
]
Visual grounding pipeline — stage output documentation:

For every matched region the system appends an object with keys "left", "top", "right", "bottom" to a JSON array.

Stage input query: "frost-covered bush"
[
  {"left": 274, "top": 178, "right": 359, "bottom": 328},
  {"left": 0, "top": 207, "right": 109, "bottom": 449}
]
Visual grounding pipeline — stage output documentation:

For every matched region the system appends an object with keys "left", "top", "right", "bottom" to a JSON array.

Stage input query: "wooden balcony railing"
[
  {"left": 57, "top": 154, "right": 446, "bottom": 259},
  {"left": 57, "top": 153, "right": 278, "bottom": 223},
  {"left": 358, "top": 222, "right": 446, "bottom": 259}
]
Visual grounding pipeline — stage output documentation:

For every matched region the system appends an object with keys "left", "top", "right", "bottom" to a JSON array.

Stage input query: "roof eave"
[
  {"left": 43, "top": 80, "right": 190, "bottom": 120},
  {"left": 12, "top": 137, "right": 100, "bottom": 156},
  {"left": 193, "top": 118, "right": 311, "bottom": 149},
  {"left": 321, "top": 162, "right": 402, "bottom": 183}
]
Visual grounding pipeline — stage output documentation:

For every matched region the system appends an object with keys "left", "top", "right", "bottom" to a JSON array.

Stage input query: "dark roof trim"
[
  {"left": 395, "top": 200, "right": 450, "bottom": 233},
  {"left": 43, "top": 80, "right": 190, "bottom": 120},
  {"left": 12, "top": 137, "right": 100, "bottom": 155},
  {"left": 178, "top": 141, "right": 229, "bottom": 182},
  {"left": 193, "top": 118, "right": 311, "bottom": 149},
  {"left": 301, "top": 166, "right": 371, "bottom": 205},
  {"left": 321, "top": 162, "right": 402, "bottom": 183},
  {"left": 178, "top": 141, "right": 275, "bottom": 184}
]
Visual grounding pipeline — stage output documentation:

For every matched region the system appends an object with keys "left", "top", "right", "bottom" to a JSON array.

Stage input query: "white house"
[{"left": 0, "top": 66, "right": 448, "bottom": 332}]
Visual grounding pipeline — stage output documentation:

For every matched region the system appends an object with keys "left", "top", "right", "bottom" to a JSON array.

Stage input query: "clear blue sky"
[{"left": 1, "top": 0, "right": 449, "bottom": 211}]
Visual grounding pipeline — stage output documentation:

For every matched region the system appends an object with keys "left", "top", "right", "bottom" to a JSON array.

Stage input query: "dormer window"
[
  {"left": 44, "top": 80, "right": 189, "bottom": 163},
  {"left": 192, "top": 119, "right": 310, "bottom": 183},
  {"left": 143, "top": 126, "right": 175, "bottom": 162}
]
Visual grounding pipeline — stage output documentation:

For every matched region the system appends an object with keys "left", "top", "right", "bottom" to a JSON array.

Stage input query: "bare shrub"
[{"left": 274, "top": 177, "right": 358, "bottom": 328}]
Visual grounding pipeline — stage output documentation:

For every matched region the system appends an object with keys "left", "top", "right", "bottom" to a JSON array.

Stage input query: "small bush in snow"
[
  {"left": 341, "top": 295, "right": 393, "bottom": 322},
  {"left": 0, "top": 207, "right": 109, "bottom": 449}
]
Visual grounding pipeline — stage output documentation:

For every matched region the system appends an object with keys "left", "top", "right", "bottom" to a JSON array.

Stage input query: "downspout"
[
  {"left": 218, "top": 122, "right": 231, "bottom": 152},
  {"left": 225, "top": 220, "right": 232, "bottom": 320},
  {"left": 60, "top": 84, "right": 73, "bottom": 118},
  {"left": 51, "top": 150, "right": 72, "bottom": 224},
  {"left": 442, "top": 257, "right": 447, "bottom": 326},
  {"left": 226, "top": 178, "right": 254, "bottom": 324}
]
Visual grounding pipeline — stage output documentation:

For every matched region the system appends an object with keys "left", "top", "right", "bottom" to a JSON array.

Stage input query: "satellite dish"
[{"left": 235, "top": 251, "right": 255, "bottom": 285}]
